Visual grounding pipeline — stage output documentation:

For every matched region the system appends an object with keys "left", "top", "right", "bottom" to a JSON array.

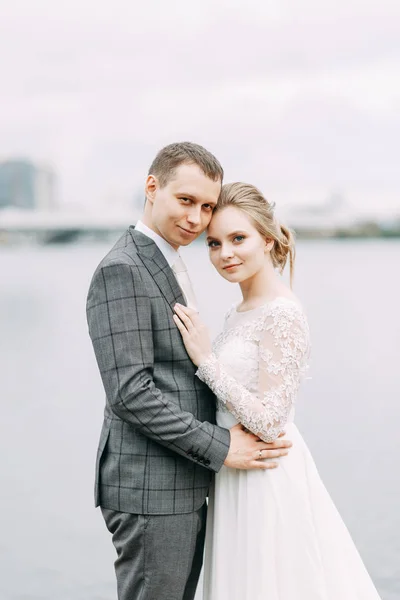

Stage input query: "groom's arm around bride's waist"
[{"left": 86, "top": 258, "right": 230, "bottom": 472}]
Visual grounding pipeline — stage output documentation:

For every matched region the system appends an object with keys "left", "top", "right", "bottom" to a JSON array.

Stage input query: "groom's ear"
[{"left": 145, "top": 174, "right": 157, "bottom": 204}]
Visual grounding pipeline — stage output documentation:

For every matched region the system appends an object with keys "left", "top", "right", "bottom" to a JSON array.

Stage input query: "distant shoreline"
[{"left": 1, "top": 226, "right": 399, "bottom": 245}]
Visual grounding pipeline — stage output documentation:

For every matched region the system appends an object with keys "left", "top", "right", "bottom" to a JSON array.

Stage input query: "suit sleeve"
[{"left": 86, "top": 260, "right": 230, "bottom": 472}]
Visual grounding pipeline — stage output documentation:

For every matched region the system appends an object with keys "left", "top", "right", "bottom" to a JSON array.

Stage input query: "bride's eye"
[
  {"left": 233, "top": 235, "right": 245, "bottom": 243},
  {"left": 207, "top": 240, "right": 220, "bottom": 248}
]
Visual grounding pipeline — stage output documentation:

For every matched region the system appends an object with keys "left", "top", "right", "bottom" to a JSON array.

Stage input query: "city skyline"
[
  {"left": 1, "top": 1, "right": 399, "bottom": 217},
  {"left": 0, "top": 158, "right": 56, "bottom": 211}
]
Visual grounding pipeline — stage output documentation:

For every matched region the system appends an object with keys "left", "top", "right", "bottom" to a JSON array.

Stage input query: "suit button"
[
  {"left": 193, "top": 453, "right": 199, "bottom": 460},
  {"left": 205, "top": 459, "right": 211, "bottom": 466}
]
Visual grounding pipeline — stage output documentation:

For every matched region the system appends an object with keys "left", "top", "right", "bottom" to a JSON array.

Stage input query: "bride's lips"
[{"left": 223, "top": 263, "right": 242, "bottom": 271}]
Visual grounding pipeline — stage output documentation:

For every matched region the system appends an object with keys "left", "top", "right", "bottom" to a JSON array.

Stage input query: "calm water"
[{"left": 0, "top": 239, "right": 399, "bottom": 600}]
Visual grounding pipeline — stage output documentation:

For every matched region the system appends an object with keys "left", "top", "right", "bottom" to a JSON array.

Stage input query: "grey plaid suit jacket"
[{"left": 86, "top": 227, "right": 230, "bottom": 515}]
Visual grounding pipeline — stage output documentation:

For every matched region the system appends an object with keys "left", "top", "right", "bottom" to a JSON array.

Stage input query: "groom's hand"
[{"left": 224, "top": 424, "right": 292, "bottom": 470}]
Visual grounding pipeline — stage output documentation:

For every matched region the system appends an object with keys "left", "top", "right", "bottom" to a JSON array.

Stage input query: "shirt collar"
[{"left": 135, "top": 220, "right": 179, "bottom": 267}]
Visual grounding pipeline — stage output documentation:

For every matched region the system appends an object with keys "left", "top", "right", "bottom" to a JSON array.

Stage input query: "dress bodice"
[{"left": 196, "top": 297, "right": 310, "bottom": 442}]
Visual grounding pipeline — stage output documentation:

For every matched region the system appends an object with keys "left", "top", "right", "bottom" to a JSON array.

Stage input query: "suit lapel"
[{"left": 128, "top": 227, "right": 186, "bottom": 310}]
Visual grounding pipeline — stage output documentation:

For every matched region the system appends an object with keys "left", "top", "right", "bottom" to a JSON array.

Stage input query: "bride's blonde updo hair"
[{"left": 215, "top": 182, "right": 296, "bottom": 285}]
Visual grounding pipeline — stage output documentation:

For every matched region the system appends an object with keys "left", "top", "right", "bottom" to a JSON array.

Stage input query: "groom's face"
[{"left": 145, "top": 163, "right": 221, "bottom": 249}]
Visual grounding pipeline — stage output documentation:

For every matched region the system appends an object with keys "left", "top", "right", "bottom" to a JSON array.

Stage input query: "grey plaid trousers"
[{"left": 87, "top": 227, "right": 230, "bottom": 515}]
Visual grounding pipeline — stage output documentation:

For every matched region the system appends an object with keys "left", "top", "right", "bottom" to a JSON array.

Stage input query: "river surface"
[{"left": 0, "top": 239, "right": 399, "bottom": 599}]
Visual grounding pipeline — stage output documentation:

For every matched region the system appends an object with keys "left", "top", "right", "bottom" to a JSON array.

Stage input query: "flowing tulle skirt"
[{"left": 203, "top": 422, "right": 381, "bottom": 600}]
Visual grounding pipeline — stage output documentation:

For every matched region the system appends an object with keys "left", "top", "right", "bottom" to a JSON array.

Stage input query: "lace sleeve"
[{"left": 196, "top": 303, "right": 310, "bottom": 442}]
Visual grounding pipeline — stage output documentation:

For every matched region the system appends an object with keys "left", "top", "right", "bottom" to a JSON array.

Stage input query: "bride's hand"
[{"left": 173, "top": 304, "right": 212, "bottom": 367}]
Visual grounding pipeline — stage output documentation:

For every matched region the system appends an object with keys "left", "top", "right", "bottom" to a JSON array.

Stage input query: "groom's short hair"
[{"left": 148, "top": 142, "right": 224, "bottom": 188}]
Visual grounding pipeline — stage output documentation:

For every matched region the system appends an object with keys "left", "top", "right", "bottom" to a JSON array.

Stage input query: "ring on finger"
[{"left": 258, "top": 450, "right": 263, "bottom": 459}]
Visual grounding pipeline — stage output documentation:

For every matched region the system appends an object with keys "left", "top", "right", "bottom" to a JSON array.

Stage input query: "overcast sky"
[{"left": 1, "top": 0, "right": 399, "bottom": 215}]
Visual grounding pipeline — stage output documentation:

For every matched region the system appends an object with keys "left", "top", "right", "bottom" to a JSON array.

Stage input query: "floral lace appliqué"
[{"left": 196, "top": 300, "right": 310, "bottom": 442}]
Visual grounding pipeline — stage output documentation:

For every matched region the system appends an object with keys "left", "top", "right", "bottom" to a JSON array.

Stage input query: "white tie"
[{"left": 172, "top": 255, "right": 198, "bottom": 311}]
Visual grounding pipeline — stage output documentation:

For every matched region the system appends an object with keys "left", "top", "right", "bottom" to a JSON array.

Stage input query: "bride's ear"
[{"left": 265, "top": 238, "right": 274, "bottom": 252}]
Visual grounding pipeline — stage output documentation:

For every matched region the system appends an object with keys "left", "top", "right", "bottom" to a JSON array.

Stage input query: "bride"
[{"left": 173, "top": 182, "right": 381, "bottom": 600}]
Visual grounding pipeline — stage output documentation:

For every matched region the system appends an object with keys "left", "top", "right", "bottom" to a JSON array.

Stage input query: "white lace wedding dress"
[{"left": 196, "top": 297, "right": 381, "bottom": 600}]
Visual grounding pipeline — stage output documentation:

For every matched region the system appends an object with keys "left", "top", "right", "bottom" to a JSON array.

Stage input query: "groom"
[{"left": 86, "top": 142, "right": 291, "bottom": 600}]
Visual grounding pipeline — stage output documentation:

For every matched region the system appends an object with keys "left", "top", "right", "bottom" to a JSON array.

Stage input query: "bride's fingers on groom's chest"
[
  {"left": 172, "top": 314, "right": 189, "bottom": 337},
  {"left": 175, "top": 303, "right": 200, "bottom": 322},
  {"left": 174, "top": 304, "right": 192, "bottom": 327}
]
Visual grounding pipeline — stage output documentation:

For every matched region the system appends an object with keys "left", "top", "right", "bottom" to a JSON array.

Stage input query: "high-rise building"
[
  {"left": 34, "top": 165, "right": 56, "bottom": 211},
  {"left": 0, "top": 159, "right": 56, "bottom": 210}
]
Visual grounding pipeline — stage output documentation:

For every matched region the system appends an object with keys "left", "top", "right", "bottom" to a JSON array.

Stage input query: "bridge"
[
  {"left": 0, "top": 208, "right": 141, "bottom": 243},
  {"left": 1, "top": 207, "right": 398, "bottom": 244}
]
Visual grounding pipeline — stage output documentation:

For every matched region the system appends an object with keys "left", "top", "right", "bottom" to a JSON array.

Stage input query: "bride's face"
[{"left": 206, "top": 206, "right": 271, "bottom": 283}]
